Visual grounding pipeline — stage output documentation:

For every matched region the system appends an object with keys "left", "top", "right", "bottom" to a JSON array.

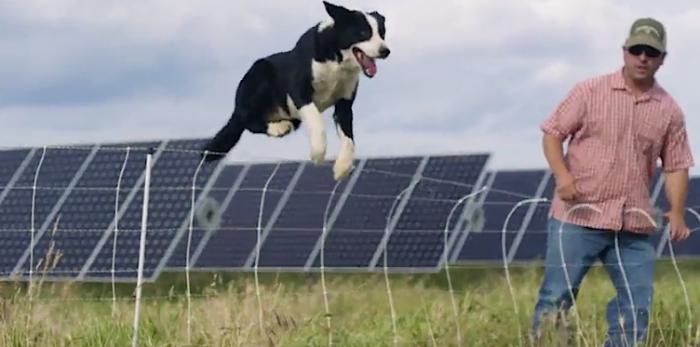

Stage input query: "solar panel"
[
  {"left": 0, "top": 148, "right": 34, "bottom": 207},
  {"left": 256, "top": 161, "right": 355, "bottom": 268},
  {"left": 189, "top": 165, "right": 250, "bottom": 269},
  {"left": 16, "top": 143, "right": 159, "bottom": 280},
  {"left": 508, "top": 172, "right": 553, "bottom": 262},
  {"left": 81, "top": 139, "right": 220, "bottom": 281},
  {"left": 310, "top": 156, "right": 423, "bottom": 268},
  {"left": 454, "top": 169, "right": 547, "bottom": 263},
  {"left": 1, "top": 146, "right": 95, "bottom": 278},
  {"left": 379, "top": 154, "right": 490, "bottom": 270},
  {"left": 165, "top": 165, "right": 246, "bottom": 269},
  {"left": 191, "top": 162, "right": 300, "bottom": 269}
]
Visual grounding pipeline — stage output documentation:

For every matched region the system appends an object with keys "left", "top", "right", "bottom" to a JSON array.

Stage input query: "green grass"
[{"left": 1, "top": 260, "right": 699, "bottom": 346}]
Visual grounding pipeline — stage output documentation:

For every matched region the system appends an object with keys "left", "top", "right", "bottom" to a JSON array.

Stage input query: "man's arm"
[
  {"left": 659, "top": 106, "right": 694, "bottom": 241},
  {"left": 543, "top": 134, "right": 577, "bottom": 202},
  {"left": 540, "top": 82, "right": 588, "bottom": 202},
  {"left": 664, "top": 169, "right": 691, "bottom": 241}
]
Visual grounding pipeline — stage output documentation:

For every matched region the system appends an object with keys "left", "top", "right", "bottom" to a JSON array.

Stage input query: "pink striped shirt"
[{"left": 541, "top": 69, "right": 694, "bottom": 233}]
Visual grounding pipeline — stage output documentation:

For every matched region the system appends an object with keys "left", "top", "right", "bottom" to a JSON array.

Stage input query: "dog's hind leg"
[
  {"left": 266, "top": 118, "right": 301, "bottom": 137},
  {"left": 202, "top": 58, "right": 280, "bottom": 161},
  {"left": 266, "top": 120, "right": 294, "bottom": 137},
  {"left": 201, "top": 114, "right": 246, "bottom": 161}
]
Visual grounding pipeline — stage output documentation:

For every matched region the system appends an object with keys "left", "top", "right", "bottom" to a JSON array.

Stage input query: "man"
[{"left": 532, "top": 18, "right": 694, "bottom": 346}]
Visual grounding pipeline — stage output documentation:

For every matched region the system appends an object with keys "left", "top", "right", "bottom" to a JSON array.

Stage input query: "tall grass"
[{"left": 0, "top": 260, "right": 698, "bottom": 346}]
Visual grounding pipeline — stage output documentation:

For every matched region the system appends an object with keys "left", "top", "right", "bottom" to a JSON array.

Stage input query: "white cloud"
[{"left": 1, "top": 0, "right": 700, "bottom": 176}]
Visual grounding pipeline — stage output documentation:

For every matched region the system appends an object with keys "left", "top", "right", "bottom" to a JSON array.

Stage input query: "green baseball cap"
[{"left": 624, "top": 18, "right": 666, "bottom": 52}]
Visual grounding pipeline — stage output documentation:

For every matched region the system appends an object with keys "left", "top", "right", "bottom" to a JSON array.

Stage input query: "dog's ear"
[
  {"left": 323, "top": 1, "right": 353, "bottom": 22},
  {"left": 369, "top": 11, "right": 385, "bottom": 26},
  {"left": 369, "top": 11, "right": 386, "bottom": 37}
]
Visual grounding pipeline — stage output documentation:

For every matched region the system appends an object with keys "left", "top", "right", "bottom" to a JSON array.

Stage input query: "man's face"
[{"left": 623, "top": 44, "right": 666, "bottom": 83}]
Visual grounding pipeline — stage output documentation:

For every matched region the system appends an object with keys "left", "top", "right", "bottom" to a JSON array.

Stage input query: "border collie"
[{"left": 201, "top": 1, "right": 389, "bottom": 181}]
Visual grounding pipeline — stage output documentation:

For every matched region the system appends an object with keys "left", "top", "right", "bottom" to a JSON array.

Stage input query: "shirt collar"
[{"left": 612, "top": 68, "right": 663, "bottom": 102}]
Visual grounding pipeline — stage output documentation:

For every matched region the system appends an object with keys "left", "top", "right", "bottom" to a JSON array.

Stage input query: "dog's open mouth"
[{"left": 352, "top": 48, "right": 377, "bottom": 78}]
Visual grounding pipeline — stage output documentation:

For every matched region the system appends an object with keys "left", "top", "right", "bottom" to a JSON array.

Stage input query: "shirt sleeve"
[
  {"left": 661, "top": 108, "right": 694, "bottom": 171},
  {"left": 540, "top": 82, "right": 588, "bottom": 140}
]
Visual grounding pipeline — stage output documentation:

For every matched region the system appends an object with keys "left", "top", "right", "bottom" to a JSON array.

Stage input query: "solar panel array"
[
  {"left": 0, "top": 139, "right": 696, "bottom": 282},
  {"left": 0, "top": 140, "right": 224, "bottom": 282}
]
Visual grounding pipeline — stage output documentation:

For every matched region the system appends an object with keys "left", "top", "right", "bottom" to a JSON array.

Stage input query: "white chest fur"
[{"left": 310, "top": 58, "right": 359, "bottom": 112}]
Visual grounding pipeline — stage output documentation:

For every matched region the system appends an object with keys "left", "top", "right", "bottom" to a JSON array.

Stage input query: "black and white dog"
[{"left": 202, "top": 1, "right": 389, "bottom": 181}]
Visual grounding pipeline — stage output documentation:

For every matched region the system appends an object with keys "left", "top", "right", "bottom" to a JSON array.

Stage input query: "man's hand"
[
  {"left": 666, "top": 211, "right": 690, "bottom": 242},
  {"left": 555, "top": 171, "right": 578, "bottom": 202},
  {"left": 663, "top": 169, "right": 690, "bottom": 242}
]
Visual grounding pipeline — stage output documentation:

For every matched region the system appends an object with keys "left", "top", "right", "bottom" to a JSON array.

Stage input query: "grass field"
[{"left": 0, "top": 260, "right": 698, "bottom": 347}]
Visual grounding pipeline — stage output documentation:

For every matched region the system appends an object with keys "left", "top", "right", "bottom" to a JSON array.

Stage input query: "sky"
[{"left": 2, "top": 0, "right": 700, "bottom": 174}]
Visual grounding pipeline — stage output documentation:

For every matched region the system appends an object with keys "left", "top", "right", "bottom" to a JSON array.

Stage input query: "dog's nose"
[{"left": 379, "top": 46, "right": 391, "bottom": 58}]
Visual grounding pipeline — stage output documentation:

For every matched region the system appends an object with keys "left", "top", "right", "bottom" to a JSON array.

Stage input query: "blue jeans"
[{"left": 532, "top": 218, "right": 656, "bottom": 347}]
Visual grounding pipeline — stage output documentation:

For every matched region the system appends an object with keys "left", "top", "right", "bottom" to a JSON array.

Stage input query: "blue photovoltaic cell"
[
  {"left": 0, "top": 148, "right": 33, "bottom": 277},
  {"left": 0, "top": 149, "right": 31, "bottom": 194},
  {"left": 1, "top": 147, "right": 92, "bottom": 277},
  {"left": 194, "top": 162, "right": 298, "bottom": 269},
  {"left": 456, "top": 170, "right": 545, "bottom": 262},
  {"left": 21, "top": 144, "right": 159, "bottom": 279},
  {"left": 84, "top": 139, "right": 218, "bottom": 280},
  {"left": 381, "top": 154, "right": 489, "bottom": 268},
  {"left": 313, "top": 156, "right": 422, "bottom": 268},
  {"left": 257, "top": 162, "right": 350, "bottom": 268}
]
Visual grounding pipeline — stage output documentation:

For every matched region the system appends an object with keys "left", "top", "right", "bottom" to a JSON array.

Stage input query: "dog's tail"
[{"left": 201, "top": 115, "right": 245, "bottom": 162}]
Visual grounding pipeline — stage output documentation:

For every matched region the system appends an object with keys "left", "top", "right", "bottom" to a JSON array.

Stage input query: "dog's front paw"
[
  {"left": 333, "top": 154, "right": 353, "bottom": 181},
  {"left": 309, "top": 135, "right": 326, "bottom": 165}
]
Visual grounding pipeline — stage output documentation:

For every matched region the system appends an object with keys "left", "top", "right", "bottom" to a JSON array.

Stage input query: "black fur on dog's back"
[{"left": 202, "top": 59, "right": 284, "bottom": 160}]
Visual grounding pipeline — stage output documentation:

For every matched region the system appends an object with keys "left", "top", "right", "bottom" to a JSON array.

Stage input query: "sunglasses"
[{"left": 627, "top": 45, "right": 662, "bottom": 58}]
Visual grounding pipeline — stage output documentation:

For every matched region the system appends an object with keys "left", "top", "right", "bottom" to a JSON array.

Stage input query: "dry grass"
[{"left": 0, "top": 261, "right": 698, "bottom": 346}]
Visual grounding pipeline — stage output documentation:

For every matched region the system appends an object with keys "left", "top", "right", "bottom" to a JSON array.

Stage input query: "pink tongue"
[{"left": 363, "top": 58, "right": 377, "bottom": 77}]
